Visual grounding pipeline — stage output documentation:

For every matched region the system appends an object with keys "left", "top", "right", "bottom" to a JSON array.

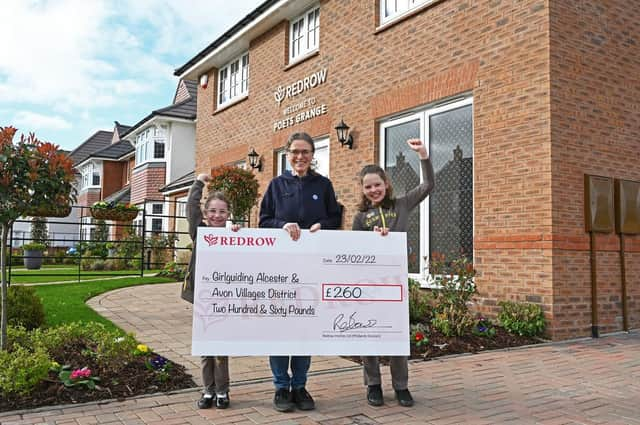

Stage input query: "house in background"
[
  {"left": 70, "top": 123, "right": 135, "bottom": 241},
  {"left": 159, "top": 170, "right": 194, "bottom": 263},
  {"left": 122, "top": 79, "right": 197, "bottom": 236}
]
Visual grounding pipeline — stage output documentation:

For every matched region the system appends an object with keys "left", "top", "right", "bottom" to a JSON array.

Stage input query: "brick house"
[
  {"left": 70, "top": 123, "right": 134, "bottom": 240},
  {"left": 122, "top": 79, "right": 197, "bottom": 236},
  {"left": 173, "top": 0, "right": 640, "bottom": 340}
]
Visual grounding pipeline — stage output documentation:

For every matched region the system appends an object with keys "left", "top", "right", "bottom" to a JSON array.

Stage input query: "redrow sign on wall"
[
  {"left": 273, "top": 68, "right": 328, "bottom": 105},
  {"left": 273, "top": 68, "right": 329, "bottom": 132}
]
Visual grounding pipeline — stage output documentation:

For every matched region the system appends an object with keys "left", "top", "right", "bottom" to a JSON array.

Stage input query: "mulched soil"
[
  {"left": 0, "top": 344, "right": 196, "bottom": 413},
  {"left": 345, "top": 326, "right": 542, "bottom": 365}
]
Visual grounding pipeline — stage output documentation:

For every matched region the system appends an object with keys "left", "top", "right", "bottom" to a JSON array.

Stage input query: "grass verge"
[{"left": 31, "top": 276, "right": 175, "bottom": 331}]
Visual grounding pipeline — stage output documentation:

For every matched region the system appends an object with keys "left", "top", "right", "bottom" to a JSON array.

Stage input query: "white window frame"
[
  {"left": 379, "top": 0, "right": 433, "bottom": 25},
  {"left": 289, "top": 5, "right": 320, "bottom": 62},
  {"left": 135, "top": 126, "right": 167, "bottom": 165},
  {"left": 218, "top": 52, "right": 249, "bottom": 108},
  {"left": 176, "top": 196, "right": 187, "bottom": 218},
  {"left": 80, "top": 163, "right": 101, "bottom": 190},
  {"left": 379, "top": 96, "right": 473, "bottom": 283}
]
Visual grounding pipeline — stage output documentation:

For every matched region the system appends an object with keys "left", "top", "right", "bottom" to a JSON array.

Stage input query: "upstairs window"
[
  {"left": 80, "top": 163, "right": 100, "bottom": 190},
  {"left": 380, "top": 0, "right": 433, "bottom": 25},
  {"left": 135, "top": 125, "right": 166, "bottom": 165},
  {"left": 218, "top": 52, "right": 249, "bottom": 107},
  {"left": 289, "top": 6, "right": 320, "bottom": 62}
]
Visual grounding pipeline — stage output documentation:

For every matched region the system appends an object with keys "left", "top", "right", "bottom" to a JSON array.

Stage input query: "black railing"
[{"left": 6, "top": 198, "right": 191, "bottom": 285}]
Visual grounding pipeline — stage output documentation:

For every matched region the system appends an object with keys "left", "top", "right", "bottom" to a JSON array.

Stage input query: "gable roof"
[
  {"left": 103, "top": 185, "right": 131, "bottom": 205},
  {"left": 184, "top": 80, "right": 197, "bottom": 98},
  {"left": 68, "top": 130, "right": 113, "bottom": 165},
  {"left": 122, "top": 97, "right": 197, "bottom": 138},
  {"left": 159, "top": 171, "right": 195, "bottom": 194},
  {"left": 174, "top": 0, "right": 280, "bottom": 77},
  {"left": 114, "top": 121, "right": 131, "bottom": 137},
  {"left": 89, "top": 140, "right": 134, "bottom": 161}
]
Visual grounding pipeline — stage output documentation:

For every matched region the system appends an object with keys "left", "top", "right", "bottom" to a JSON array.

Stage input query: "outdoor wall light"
[
  {"left": 199, "top": 74, "right": 209, "bottom": 89},
  {"left": 335, "top": 118, "right": 353, "bottom": 149},
  {"left": 248, "top": 147, "right": 262, "bottom": 171}
]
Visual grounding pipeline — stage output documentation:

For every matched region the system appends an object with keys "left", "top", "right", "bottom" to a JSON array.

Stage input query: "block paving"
[{"left": 2, "top": 283, "right": 638, "bottom": 424}]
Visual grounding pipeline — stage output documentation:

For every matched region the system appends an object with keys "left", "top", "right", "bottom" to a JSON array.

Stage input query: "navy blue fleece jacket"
[{"left": 259, "top": 171, "right": 342, "bottom": 230}]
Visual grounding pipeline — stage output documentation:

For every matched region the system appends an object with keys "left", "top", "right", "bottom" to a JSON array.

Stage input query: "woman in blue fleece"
[{"left": 259, "top": 132, "right": 342, "bottom": 413}]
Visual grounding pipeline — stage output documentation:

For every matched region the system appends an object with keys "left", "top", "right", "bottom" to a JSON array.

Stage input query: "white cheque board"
[{"left": 192, "top": 228, "right": 408, "bottom": 356}]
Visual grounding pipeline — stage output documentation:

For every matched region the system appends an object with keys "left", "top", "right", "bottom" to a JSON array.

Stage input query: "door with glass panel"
[{"left": 380, "top": 97, "right": 473, "bottom": 279}]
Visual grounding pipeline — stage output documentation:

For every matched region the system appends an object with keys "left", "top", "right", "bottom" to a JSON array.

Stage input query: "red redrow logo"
[{"left": 203, "top": 234, "right": 276, "bottom": 247}]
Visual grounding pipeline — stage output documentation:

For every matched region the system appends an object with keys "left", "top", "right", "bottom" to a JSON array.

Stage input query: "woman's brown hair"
[{"left": 357, "top": 164, "right": 394, "bottom": 212}]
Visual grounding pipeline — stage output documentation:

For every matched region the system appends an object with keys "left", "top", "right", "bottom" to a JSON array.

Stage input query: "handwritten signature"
[{"left": 333, "top": 312, "right": 377, "bottom": 332}]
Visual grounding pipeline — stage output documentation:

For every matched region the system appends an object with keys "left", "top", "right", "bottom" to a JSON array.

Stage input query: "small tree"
[
  {"left": 0, "top": 126, "right": 76, "bottom": 350},
  {"left": 31, "top": 217, "right": 48, "bottom": 247},
  {"left": 208, "top": 166, "right": 260, "bottom": 222}
]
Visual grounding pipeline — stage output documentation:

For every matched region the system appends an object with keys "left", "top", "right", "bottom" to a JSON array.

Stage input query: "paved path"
[
  {"left": 86, "top": 283, "right": 356, "bottom": 385},
  {"left": 2, "top": 333, "right": 638, "bottom": 424},
  {"left": 2, "top": 282, "right": 639, "bottom": 424}
]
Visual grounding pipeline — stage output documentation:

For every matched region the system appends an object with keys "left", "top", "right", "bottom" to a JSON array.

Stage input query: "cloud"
[
  {"left": 14, "top": 111, "right": 72, "bottom": 131},
  {"left": 0, "top": 0, "right": 259, "bottom": 149}
]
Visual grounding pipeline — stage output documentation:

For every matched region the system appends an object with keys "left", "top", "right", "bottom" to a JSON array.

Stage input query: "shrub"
[
  {"left": 430, "top": 253, "right": 476, "bottom": 337},
  {"left": 31, "top": 217, "right": 49, "bottom": 247},
  {"left": 158, "top": 261, "right": 186, "bottom": 280},
  {"left": 208, "top": 165, "right": 260, "bottom": 221},
  {"left": 32, "top": 322, "right": 137, "bottom": 373},
  {"left": 0, "top": 285, "right": 45, "bottom": 330},
  {"left": 408, "top": 278, "right": 432, "bottom": 323},
  {"left": 0, "top": 345, "right": 52, "bottom": 396},
  {"left": 498, "top": 301, "right": 546, "bottom": 337},
  {"left": 22, "top": 242, "right": 46, "bottom": 251}
]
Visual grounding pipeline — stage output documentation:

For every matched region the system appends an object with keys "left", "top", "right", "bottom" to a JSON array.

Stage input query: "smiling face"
[
  {"left": 287, "top": 139, "right": 314, "bottom": 176},
  {"left": 204, "top": 199, "right": 230, "bottom": 227},
  {"left": 361, "top": 173, "right": 389, "bottom": 206}
]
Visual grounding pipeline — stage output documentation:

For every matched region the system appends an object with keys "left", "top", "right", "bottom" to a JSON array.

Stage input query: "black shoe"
[
  {"left": 273, "top": 388, "right": 295, "bottom": 412},
  {"left": 292, "top": 387, "right": 315, "bottom": 411},
  {"left": 367, "top": 385, "right": 384, "bottom": 406},
  {"left": 216, "top": 392, "right": 230, "bottom": 409},
  {"left": 395, "top": 389, "right": 414, "bottom": 407},
  {"left": 197, "top": 393, "right": 214, "bottom": 409}
]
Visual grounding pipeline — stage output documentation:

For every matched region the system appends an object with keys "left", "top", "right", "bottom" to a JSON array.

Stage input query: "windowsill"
[
  {"left": 284, "top": 49, "right": 319, "bottom": 71},
  {"left": 80, "top": 185, "right": 101, "bottom": 192},
  {"left": 133, "top": 160, "right": 166, "bottom": 171},
  {"left": 214, "top": 94, "right": 249, "bottom": 114},
  {"left": 374, "top": 0, "right": 444, "bottom": 35}
]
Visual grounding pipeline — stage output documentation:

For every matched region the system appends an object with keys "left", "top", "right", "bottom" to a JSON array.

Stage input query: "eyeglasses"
[{"left": 287, "top": 149, "right": 312, "bottom": 157}]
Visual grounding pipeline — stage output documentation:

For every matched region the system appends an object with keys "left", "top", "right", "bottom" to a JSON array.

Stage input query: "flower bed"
[{"left": 0, "top": 323, "right": 196, "bottom": 412}]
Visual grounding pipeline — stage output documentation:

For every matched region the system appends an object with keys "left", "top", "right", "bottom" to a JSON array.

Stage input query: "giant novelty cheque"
[{"left": 192, "top": 228, "right": 409, "bottom": 356}]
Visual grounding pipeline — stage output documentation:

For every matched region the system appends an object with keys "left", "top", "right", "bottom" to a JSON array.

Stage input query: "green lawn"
[
  {"left": 9, "top": 268, "right": 160, "bottom": 284},
  {"left": 31, "top": 276, "right": 175, "bottom": 331}
]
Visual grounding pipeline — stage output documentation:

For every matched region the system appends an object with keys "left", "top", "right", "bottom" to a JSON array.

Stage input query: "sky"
[{"left": 0, "top": 0, "right": 260, "bottom": 152}]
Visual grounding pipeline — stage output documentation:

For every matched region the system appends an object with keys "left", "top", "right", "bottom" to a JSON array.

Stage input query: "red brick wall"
[
  {"left": 102, "top": 161, "right": 125, "bottom": 199},
  {"left": 193, "top": 0, "right": 639, "bottom": 339},
  {"left": 548, "top": 1, "right": 640, "bottom": 338},
  {"left": 77, "top": 188, "right": 101, "bottom": 216},
  {"left": 130, "top": 164, "right": 166, "bottom": 205}
]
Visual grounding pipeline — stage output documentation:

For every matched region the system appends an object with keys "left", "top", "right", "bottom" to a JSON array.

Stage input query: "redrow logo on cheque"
[{"left": 203, "top": 234, "right": 276, "bottom": 247}]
